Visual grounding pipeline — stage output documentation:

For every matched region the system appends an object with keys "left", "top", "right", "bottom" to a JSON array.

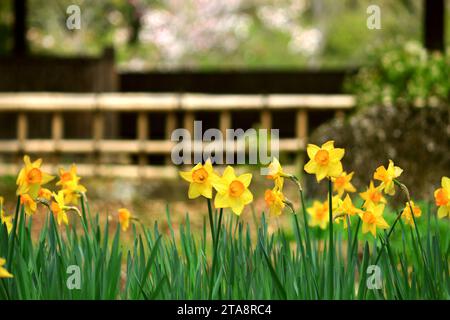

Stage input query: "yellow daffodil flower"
[
  {"left": 57, "top": 164, "right": 87, "bottom": 205},
  {"left": 339, "top": 195, "right": 362, "bottom": 216},
  {"left": 359, "top": 181, "right": 386, "bottom": 208},
  {"left": 118, "top": 208, "right": 131, "bottom": 232},
  {"left": 38, "top": 188, "right": 53, "bottom": 201},
  {"left": 264, "top": 188, "right": 285, "bottom": 216},
  {"left": 401, "top": 201, "right": 422, "bottom": 227},
  {"left": 307, "top": 200, "right": 330, "bottom": 229},
  {"left": 0, "top": 258, "right": 13, "bottom": 278},
  {"left": 373, "top": 160, "right": 403, "bottom": 196},
  {"left": 266, "top": 157, "right": 285, "bottom": 189},
  {"left": 360, "top": 203, "right": 389, "bottom": 237},
  {"left": 335, "top": 194, "right": 363, "bottom": 228},
  {"left": 332, "top": 171, "right": 356, "bottom": 196},
  {"left": 212, "top": 166, "right": 253, "bottom": 215},
  {"left": 179, "top": 159, "right": 218, "bottom": 199},
  {"left": 0, "top": 197, "right": 13, "bottom": 234},
  {"left": 20, "top": 194, "right": 37, "bottom": 216},
  {"left": 304, "top": 140, "right": 345, "bottom": 182},
  {"left": 434, "top": 176, "right": 450, "bottom": 219},
  {"left": 16, "top": 155, "right": 54, "bottom": 199},
  {"left": 50, "top": 191, "right": 69, "bottom": 226}
]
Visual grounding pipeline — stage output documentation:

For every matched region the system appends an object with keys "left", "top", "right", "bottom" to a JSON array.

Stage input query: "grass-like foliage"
[
  {"left": 1, "top": 147, "right": 449, "bottom": 300},
  {"left": 0, "top": 194, "right": 448, "bottom": 300}
]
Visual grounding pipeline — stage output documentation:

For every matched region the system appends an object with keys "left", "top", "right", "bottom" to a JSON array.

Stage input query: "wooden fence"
[{"left": 0, "top": 93, "right": 355, "bottom": 179}]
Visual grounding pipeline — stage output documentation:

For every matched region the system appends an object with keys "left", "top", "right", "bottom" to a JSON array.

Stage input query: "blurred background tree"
[{"left": 2, "top": 0, "right": 445, "bottom": 70}]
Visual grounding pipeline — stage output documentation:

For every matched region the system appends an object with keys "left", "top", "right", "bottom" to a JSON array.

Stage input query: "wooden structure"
[{"left": 0, "top": 93, "right": 354, "bottom": 178}]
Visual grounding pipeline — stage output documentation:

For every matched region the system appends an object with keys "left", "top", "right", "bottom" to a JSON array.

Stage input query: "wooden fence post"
[
  {"left": 296, "top": 109, "right": 308, "bottom": 175},
  {"left": 137, "top": 111, "right": 148, "bottom": 176},
  {"left": 52, "top": 111, "right": 63, "bottom": 168},
  {"left": 17, "top": 112, "right": 27, "bottom": 164},
  {"left": 93, "top": 110, "right": 104, "bottom": 176},
  {"left": 165, "top": 112, "right": 176, "bottom": 165}
]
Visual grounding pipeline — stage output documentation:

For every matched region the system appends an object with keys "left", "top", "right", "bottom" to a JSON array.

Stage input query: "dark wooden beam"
[
  {"left": 119, "top": 70, "right": 357, "bottom": 94},
  {"left": 424, "top": 0, "right": 445, "bottom": 51},
  {"left": 13, "top": 0, "right": 27, "bottom": 55}
]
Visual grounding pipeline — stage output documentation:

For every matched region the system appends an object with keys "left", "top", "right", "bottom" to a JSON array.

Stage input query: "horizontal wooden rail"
[
  {"left": 0, "top": 92, "right": 355, "bottom": 179},
  {"left": 0, "top": 93, "right": 355, "bottom": 111}
]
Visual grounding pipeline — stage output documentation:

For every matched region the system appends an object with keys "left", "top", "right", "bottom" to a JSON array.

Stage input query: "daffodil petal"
[
  {"left": 231, "top": 204, "right": 244, "bottom": 216},
  {"left": 222, "top": 166, "right": 236, "bottom": 182},
  {"left": 200, "top": 182, "right": 213, "bottom": 199},
  {"left": 442, "top": 177, "right": 450, "bottom": 189},
  {"left": 437, "top": 206, "right": 449, "bottom": 219},
  {"left": 316, "top": 166, "right": 328, "bottom": 181},
  {"left": 321, "top": 140, "right": 335, "bottom": 150},
  {"left": 188, "top": 183, "right": 202, "bottom": 199},
  {"left": 238, "top": 173, "right": 252, "bottom": 187},
  {"left": 214, "top": 192, "right": 229, "bottom": 208},
  {"left": 179, "top": 171, "right": 193, "bottom": 182},
  {"left": 329, "top": 148, "right": 345, "bottom": 161},
  {"left": 306, "top": 144, "right": 320, "bottom": 159},
  {"left": 304, "top": 160, "right": 317, "bottom": 174},
  {"left": 212, "top": 178, "right": 229, "bottom": 194},
  {"left": 240, "top": 189, "right": 253, "bottom": 205},
  {"left": 327, "top": 161, "right": 343, "bottom": 178}
]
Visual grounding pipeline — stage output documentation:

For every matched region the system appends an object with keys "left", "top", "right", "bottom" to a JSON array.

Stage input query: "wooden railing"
[{"left": 0, "top": 93, "right": 355, "bottom": 178}]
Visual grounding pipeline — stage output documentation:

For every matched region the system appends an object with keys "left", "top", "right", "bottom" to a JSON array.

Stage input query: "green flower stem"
[
  {"left": 350, "top": 217, "right": 361, "bottom": 264},
  {"left": 393, "top": 179, "right": 437, "bottom": 296},
  {"left": 207, "top": 199, "right": 215, "bottom": 247},
  {"left": 374, "top": 210, "right": 402, "bottom": 265},
  {"left": 209, "top": 208, "right": 223, "bottom": 299},
  {"left": 289, "top": 175, "right": 313, "bottom": 261},
  {"left": 328, "top": 178, "right": 334, "bottom": 299},
  {"left": 6, "top": 196, "right": 21, "bottom": 270}
]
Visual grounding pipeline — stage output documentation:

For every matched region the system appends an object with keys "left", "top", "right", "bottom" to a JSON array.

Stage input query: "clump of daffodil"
[
  {"left": 373, "top": 160, "right": 403, "bottom": 196},
  {"left": 50, "top": 191, "right": 81, "bottom": 226},
  {"left": 264, "top": 188, "right": 286, "bottom": 216},
  {"left": 359, "top": 181, "right": 386, "bottom": 208},
  {"left": 16, "top": 155, "right": 54, "bottom": 199},
  {"left": 359, "top": 203, "right": 389, "bottom": 237},
  {"left": 0, "top": 258, "right": 13, "bottom": 278},
  {"left": 212, "top": 166, "right": 253, "bottom": 216},
  {"left": 0, "top": 197, "right": 13, "bottom": 234},
  {"left": 401, "top": 201, "right": 422, "bottom": 227},
  {"left": 332, "top": 171, "right": 356, "bottom": 196},
  {"left": 434, "top": 176, "right": 450, "bottom": 219},
  {"left": 20, "top": 194, "right": 37, "bottom": 216},
  {"left": 118, "top": 208, "right": 131, "bottom": 232},
  {"left": 304, "top": 140, "right": 345, "bottom": 182},
  {"left": 334, "top": 194, "right": 363, "bottom": 228},
  {"left": 179, "top": 159, "right": 218, "bottom": 199},
  {"left": 56, "top": 164, "right": 87, "bottom": 205}
]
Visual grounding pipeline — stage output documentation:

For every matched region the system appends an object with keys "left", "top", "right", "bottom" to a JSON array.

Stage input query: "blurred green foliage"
[
  {"left": 345, "top": 41, "right": 450, "bottom": 108},
  {"left": 1, "top": 0, "right": 440, "bottom": 70}
]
